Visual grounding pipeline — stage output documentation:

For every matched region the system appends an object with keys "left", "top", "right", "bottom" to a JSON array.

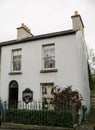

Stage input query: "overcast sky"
[{"left": 0, "top": 0, "right": 95, "bottom": 50}]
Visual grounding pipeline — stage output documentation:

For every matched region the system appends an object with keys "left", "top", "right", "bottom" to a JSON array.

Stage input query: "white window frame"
[
  {"left": 42, "top": 44, "right": 55, "bottom": 70},
  {"left": 41, "top": 83, "right": 54, "bottom": 101},
  {"left": 11, "top": 48, "right": 22, "bottom": 72}
]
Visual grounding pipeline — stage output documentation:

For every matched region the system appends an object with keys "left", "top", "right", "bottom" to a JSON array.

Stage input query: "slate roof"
[{"left": 0, "top": 29, "right": 76, "bottom": 47}]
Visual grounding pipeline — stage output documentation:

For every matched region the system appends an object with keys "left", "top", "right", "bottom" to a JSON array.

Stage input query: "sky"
[{"left": 0, "top": 0, "right": 95, "bottom": 50}]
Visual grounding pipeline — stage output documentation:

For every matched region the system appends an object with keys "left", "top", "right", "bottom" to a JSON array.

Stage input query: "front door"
[{"left": 9, "top": 81, "right": 18, "bottom": 108}]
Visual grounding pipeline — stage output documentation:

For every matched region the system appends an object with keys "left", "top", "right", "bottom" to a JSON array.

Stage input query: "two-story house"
[{"left": 0, "top": 11, "right": 90, "bottom": 110}]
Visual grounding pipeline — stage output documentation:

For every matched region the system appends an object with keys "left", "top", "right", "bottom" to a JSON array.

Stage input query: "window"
[
  {"left": 41, "top": 83, "right": 54, "bottom": 96},
  {"left": 43, "top": 44, "right": 55, "bottom": 69},
  {"left": 41, "top": 83, "right": 54, "bottom": 110},
  {"left": 11, "top": 49, "right": 22, "bottom": 72}
]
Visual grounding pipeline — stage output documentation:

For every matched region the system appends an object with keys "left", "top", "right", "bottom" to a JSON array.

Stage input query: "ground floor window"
[{"left": 41, "top": 83, "right": 54, "bottom": 110}]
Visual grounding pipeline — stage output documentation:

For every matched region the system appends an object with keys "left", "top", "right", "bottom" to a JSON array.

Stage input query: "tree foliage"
[
  {"left": 88, "top": 48, "right": 95, "bottom": 90},
  {"left": 53, "top": 85, "right": 83, "bottom": 112},
  {"left": 88, "top": 48, "right": 95, "bottom": 74}
]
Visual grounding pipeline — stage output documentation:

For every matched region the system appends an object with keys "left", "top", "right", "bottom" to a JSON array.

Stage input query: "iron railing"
[{"left": 2, "top": 100, "right": 77, "bottom": 127}]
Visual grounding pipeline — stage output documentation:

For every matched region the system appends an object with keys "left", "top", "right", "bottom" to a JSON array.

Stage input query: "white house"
[{"left": 0, "top": 11, "right": 90, "bottom": 110}]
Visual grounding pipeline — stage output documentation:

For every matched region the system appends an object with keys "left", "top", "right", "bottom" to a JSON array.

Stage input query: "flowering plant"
[{"left": 53, "top": 85, "right": 83, "bottom": 112}]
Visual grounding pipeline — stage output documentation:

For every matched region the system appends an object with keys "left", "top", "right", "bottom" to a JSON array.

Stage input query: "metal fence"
[
  {"left": 1, "top": 100, "right": 77, "bottom": 127},
  {"left": 2, "top": 100, "right": 77, "bottom": 110}
]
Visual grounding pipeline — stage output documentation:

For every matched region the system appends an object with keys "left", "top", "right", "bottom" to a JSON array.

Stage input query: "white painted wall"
[
  {"left": 0, "top": 31, "right": 90, "bottom": 110},
  {"left": 75, "top": 31, "right": 90, "bottom": 110}
]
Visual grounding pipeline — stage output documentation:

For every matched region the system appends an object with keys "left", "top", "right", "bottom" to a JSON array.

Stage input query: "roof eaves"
[{"left": 0, "top": 29, "right": 76, "bottom": 47}]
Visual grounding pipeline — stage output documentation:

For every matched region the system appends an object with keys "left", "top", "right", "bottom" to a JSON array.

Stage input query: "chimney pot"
[
  {"left": 75, "top": 11, "right": 78, "bottom": 16},
  {"left": 22, "top": 23, "right": 24, "bottom": 27},
  {"left": 21, "top": 23, "right": 30, "bottom": 33}
]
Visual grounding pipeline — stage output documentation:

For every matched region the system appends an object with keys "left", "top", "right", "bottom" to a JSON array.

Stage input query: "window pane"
[
  {"left": 50, "top": 48, "right": 54, "bottom": 57},
  {"left": 49, "top": 58, "right": 55, "bottom": 68},
  {"left": 44, "top": 48, "right": 49, "bottom": 57},
  {"left": 10, "top": 81, "right": 18, "bottom": 88},
  {"left": 17, "top": 61, "right": 21, "bottom": 70},
  {"left": 44, "top": 57, "right": 50, "bottom": 68},
  {"left": 42, "top": 87, "right": 47, "bottom": 94},
  {"left": 18, "top": 55, "right": 21, "bottom": 59},
  {"left": 13, "top": 56, "right": 18, "bottom": 60},
  {"left": 13, "top": 62, "right": 17, "bottom": 71}
]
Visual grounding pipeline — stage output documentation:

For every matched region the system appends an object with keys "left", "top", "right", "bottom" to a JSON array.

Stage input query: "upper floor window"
[
  {"left": 11, "top": 49, "right": 22, "bottom": 72},
  {"left": 43, "top": 44, "right": 55, "bottom": 69}
]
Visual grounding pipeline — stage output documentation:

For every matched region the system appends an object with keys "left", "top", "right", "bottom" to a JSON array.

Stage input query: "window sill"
[
  {"left": 9, "top": 71, "right": 22, "bottom": 75},
  {"left": 40, "top": 69, "right": 58, "bottom": 73}
]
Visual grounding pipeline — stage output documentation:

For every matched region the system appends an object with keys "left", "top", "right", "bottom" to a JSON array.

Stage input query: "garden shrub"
[
  {"left": 5, "top": 109, "right": 73, "bottom": 128},
  {"left": 87, "top": 108, "right": 95, "bottom": 124}
]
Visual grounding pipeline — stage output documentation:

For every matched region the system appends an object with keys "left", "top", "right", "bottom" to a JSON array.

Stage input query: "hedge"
[{"left": 4, "top": 109, "right": 74, "bottom": 128}]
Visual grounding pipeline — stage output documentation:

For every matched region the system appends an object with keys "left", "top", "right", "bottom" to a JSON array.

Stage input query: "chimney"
[
  {"left": 17, "top": 23, "right": 33, "bottom": 39},
  {"left": 71, "top": 11, "right": 84, "bottom": 35}
]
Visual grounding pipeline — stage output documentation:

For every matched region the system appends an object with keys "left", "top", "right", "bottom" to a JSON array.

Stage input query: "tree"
[
  {"left": 88, "top": 48, "right": 95, "bottom": 74},
  {"left": 53, "top": 85, "right": 83, "bottom": 112},
  {"left": 88, "top": 48, "right": 95, "bottom": 90}
]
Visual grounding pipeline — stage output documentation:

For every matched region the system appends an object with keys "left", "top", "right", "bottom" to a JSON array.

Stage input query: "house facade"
[{"left": 0, "top": 12, "right": 90, "bottom": 110}]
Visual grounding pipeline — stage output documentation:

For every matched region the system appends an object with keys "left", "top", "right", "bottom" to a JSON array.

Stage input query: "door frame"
[{"left": 8, "top": 80, "right": 19, "bottom": 108}]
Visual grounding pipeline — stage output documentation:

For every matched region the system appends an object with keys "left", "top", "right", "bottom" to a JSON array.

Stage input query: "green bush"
[
  {"left": 5, "top": 109, "right": 74, "bottom": 128},
  {"left": 87, "top": 108, "right": 95, "bottom": 124}
]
